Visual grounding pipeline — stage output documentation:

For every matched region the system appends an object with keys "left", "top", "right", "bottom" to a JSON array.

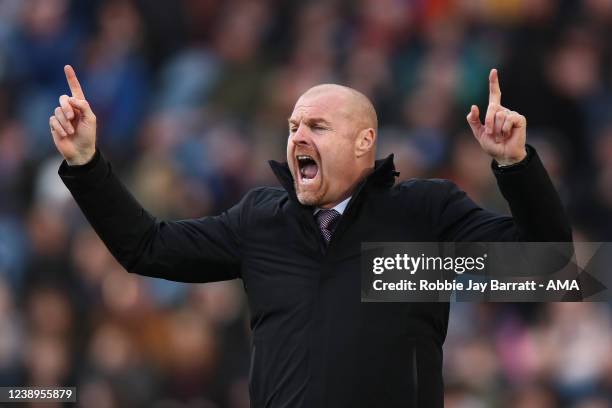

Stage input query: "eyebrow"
[{"left": 288, "top": 117, "right": 332, "bottom": 127}]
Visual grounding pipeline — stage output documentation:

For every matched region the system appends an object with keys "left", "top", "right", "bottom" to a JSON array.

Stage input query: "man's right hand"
[{"left": 50, "top": 65, "right": 97, "bottom": 166}]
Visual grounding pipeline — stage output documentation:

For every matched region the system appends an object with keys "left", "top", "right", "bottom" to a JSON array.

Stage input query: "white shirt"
[{"left": 313, "top": 196, "right": 351, "bottom": 216}]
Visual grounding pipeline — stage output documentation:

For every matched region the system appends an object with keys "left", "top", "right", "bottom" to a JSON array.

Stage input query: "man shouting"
[{"left": 50, "top": 65, "right": 571, "bottom": 407}]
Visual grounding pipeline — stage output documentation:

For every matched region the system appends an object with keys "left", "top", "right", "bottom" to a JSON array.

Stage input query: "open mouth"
[{"left": 297, "top": 155, "right": 319, "bottom": 183}]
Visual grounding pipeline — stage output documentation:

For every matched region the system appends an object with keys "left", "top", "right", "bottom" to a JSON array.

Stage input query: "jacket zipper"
[{"left": 325, "top": 181, "right": 371, "bottom": 254}]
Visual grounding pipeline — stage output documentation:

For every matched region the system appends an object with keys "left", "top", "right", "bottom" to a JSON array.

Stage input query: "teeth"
[{"left": 297, "top": 155, "right": 312, "bottom": 161}]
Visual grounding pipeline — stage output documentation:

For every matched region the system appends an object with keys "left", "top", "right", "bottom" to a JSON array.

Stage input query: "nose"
[{"left": 291, "top": 123, "right": 312, "bottom": 147}]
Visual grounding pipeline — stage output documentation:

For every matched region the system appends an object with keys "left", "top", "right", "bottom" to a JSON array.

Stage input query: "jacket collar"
[{"left": 268, "top": 154, "right": 400, "bottom": 202}]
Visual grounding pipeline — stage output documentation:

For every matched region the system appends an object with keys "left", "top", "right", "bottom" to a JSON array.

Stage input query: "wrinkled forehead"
[{"left": 290, "top": 90, "right": 352, "bottom": 123}]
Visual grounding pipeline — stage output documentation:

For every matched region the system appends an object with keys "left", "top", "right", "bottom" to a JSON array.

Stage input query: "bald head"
[
  {"left": 287, "top": 83, "right": 379, "bottom": 208},
  {"left": 300, "top": 84, "right": 378, "bottom": 133}
]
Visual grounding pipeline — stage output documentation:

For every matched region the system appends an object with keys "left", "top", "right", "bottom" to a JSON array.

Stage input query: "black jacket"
[{"left": 59, "top": 144, "right": 571, "bottom": 407}]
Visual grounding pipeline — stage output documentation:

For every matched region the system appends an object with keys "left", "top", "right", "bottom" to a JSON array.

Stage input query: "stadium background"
[{"left": 0, "top": 0, "right": 611, "bottom": 406}]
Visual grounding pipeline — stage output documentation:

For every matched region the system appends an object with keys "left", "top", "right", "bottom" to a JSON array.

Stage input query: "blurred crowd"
[{"left": 0, "top": 0, "right": 611, "bottom": 407}]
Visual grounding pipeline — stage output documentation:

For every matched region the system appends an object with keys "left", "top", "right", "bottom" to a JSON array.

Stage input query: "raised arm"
[
  {"left": 51, "top": 66, "right": 245, "bottom": 282},
  {"left": 435, "top": 69, "right": 572, "bottom": 242}
]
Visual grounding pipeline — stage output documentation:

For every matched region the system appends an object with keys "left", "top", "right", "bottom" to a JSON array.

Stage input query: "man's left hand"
[{"left": 466, "top": 69, "right": 527, "bottom": 166}]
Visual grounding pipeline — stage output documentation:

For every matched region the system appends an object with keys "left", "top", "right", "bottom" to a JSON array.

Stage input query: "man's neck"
[
  {"left": 315, "top": 196, "right": 352, "bottom": 215},
  {"left": 320, "top": 164, "right": 374, "bottom": 209}
]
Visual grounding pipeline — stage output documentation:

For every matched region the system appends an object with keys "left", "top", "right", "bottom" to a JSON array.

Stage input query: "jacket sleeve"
[
  {"left": 59, "top": 149, "right": 246, "bottom": 282},
  {"left": 433, "top": 144, "right": 572, "bottom": 242}
]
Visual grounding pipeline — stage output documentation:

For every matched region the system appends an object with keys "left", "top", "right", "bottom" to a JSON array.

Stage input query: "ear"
[{"left": 355, "top": 128, "right": 376, "bottom": 158}]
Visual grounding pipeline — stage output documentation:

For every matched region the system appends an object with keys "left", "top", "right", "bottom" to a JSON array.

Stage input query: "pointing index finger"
[
  {"left": 489, "top": 68, "right": 501, "bottom": 105},
  {"left": 64, "top": 65, "right": 85, "bottom": 99}
]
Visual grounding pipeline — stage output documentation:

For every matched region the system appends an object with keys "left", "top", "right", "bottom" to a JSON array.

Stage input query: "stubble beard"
[{"left": 294, "top": 182, "right": 324, "bottom": 207}]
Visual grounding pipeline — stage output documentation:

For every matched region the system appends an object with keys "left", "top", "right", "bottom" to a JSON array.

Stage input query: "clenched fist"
[
  {"left": 50, "top": 65, "right": 97, "bottom": 166},
  {"left": 467, "top": 69, "right": 527, "bottom": 166}
]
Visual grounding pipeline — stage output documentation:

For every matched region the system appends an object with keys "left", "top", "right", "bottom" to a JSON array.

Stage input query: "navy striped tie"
[{"left": 316, "top": 209, "right": 341, "bottom": 244}]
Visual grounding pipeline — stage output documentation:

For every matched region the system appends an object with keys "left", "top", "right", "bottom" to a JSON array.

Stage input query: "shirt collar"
[{"left": 313, "top": 196, "right": 352, "bottom": 215}]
